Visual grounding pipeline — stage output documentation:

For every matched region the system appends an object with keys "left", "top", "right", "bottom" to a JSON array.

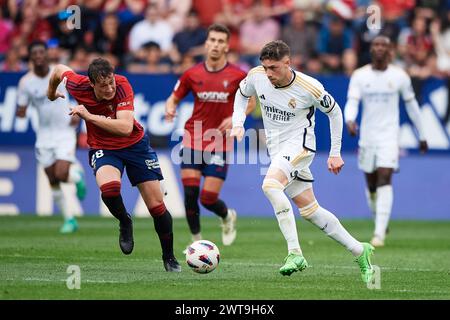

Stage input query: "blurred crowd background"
[{"left": 0, "top": 1, "right": 449, "bottom": 99}]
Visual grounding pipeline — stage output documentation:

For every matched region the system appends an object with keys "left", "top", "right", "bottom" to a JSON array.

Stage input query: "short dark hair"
[
  {"left": 207, "top": 23, "right": 230, "bottom": 40},
  {"left": 259, "top": 40, "right": 290, "bottom": 61},
  {"left": 28, "top": 40, "right": 47, "bottom": 56},
  {"left": 88, "top": 58, "right": 114, "bottom": 84}
]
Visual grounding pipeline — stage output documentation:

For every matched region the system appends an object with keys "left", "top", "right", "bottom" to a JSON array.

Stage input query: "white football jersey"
[
  {"left": 239, "top": 66, "right": 337, "bottom": 155},
  {"left": 346, "top": 64, "right": 416, "bottom": 147},
  {"left": 17, "top": 66, "right": 75, "bottom": 148}
]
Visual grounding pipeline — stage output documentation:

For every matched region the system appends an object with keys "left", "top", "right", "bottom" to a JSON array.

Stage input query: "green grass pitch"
[{"left": 1, "top": 216, "right": 449, "bottom": 300}]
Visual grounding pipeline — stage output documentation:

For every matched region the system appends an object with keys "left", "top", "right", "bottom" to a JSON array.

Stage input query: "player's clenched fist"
[
  {"left": 69, "top": 105, "right": 90, "bottom": 120},
  {"left": 327, "top": 156, "right": 344, "bottom": 175},
  {"left": 230, "top": 126, "right": 244, "bottom": 142}
]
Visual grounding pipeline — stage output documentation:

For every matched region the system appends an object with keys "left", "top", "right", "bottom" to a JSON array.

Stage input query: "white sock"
[
  {"left": 68, "top": 164, "right": 82, "bottom": 184},
  {"left": 374, "top": 185, "right": 393, "bottom": 240},
  {"left": 52, "top": 185, "right": 72, "bottom": 220},
  {"left": 300, "top": 202, "right": 363, "bottom": 257},
  {"left": 262, "top": 179, "right": 302, "bottom": 255},
  {"left": 365, "top": 189, "right": 377, "bottom": 215}
]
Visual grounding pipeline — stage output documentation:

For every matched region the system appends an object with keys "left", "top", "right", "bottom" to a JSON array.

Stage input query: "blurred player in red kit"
[
  {"left": 165, "top": 24, "right": 255, "bottom": 250},
  {"left": 47, "top": 58, "right": 181, "bottom": 272}
]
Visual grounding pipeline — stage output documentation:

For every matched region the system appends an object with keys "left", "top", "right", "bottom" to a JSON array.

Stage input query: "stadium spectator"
[
  {"left": 47, "top": 58, "right": 182, "bottom": 272},
  {"left": 165, "top": 24, "right": 256, "bottom": 250},
  {"left": 318, "top": 14, "right": 356, "bottom": 73},
  {"left": 171, "top": 52, "right": 196, "bottom": 74},
  {"left": 128, "top": 3, "right": 174, "bottom": 58},
  {"left": 103, "top": 0, "right": 145, "bottom": 25},
  {"left": 48, "top": 9, "right": 84, "bottom": 54},
  {"left": 92, "top": 12, "right": 127, "bottom": 66},
  {"left": 304, "top": 51, "right": 323, "bottom": 75},
  {"left": 68, "top": 46, "right": 92, "bottom": 72},
  {"left": 46, "top": 38, "right": 69, "bottom": 64},
  {"left": 398, "top": 15, "right": 436, "bottom": 102},
  {"left": 11, "top": 1, "right": 53, "bottom": 43},
  {"left": 376, "top": 0, "right": 415, "bottom": 25},
  {"left": 239, "top": 1, "right": 280, "bottom": 67},
  {"left": 430, "top": 12, "right": 450, "bottom": 124},
  {"left": 25, "top": 0, "right": 70, "bottom": 20},
  {"left": 127, "top": 41, "right": 171, "bottom": 74},
  {"left": 191, "top": 0, "right": 223, "bottom": 27},
  {"left": 0, "top": 46, "right": 26, "bottom": 71},
  {"left": 281, "top": 8, "right": 318, "bottom": 70},
  {"left": 227, "top": 49, "right": 252, "bottom": 72},
  {"left": 152, "top": 0, "right": 192, "bottom": 33},
  {"left": 170, "top": 10, "right": 207, "bottom": 65},
  {"left": 0, "top": 6, "right": 14, "bottom": 59}
]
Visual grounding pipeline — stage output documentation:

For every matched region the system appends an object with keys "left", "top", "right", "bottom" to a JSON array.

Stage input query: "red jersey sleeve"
[
  {"left": 115, "top": 77, "right": 134, "bottom": 112},
  {"left": 62, "top": 70, "right": 91, "bottom": 102},
  {"left": 172, "top": 70, "right": 192, "bottom": 100}
]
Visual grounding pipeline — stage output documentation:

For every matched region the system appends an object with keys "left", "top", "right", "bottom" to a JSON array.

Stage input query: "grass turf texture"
[{"left": 1, "top": 216, "right": 449, "bottom": 300}]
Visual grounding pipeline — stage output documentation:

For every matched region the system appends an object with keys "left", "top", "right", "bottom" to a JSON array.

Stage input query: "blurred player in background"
[
  {"left": 344, "top": 36, "right": 428, "bottom": 247},
  {"left": 165, "top": 24, "right": 256, "bottom": 249},
  {"left": 16, "top": 40, "right": 86, "bottom": 234},
  {"left": 231, "top": 40, "right": 375, "bottom": 284},
  {"left": 47, "top": 58, "right": 181, "bottom": 272}
]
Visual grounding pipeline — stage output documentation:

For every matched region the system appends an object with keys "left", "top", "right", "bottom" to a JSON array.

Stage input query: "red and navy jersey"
[
  {"left": 63, "top": 71, "right": 144, "bottom": 150},
  {"left": 173, "top": 62, "right": 246, "bottom": 151}
]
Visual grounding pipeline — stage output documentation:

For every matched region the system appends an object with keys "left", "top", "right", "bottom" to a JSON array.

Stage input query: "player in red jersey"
[
  {"left": 47, "top": 58, "right": 181, "bottom": 272},
  {"left": 165, "top": 24, "right": 255, "bottom": 249}
]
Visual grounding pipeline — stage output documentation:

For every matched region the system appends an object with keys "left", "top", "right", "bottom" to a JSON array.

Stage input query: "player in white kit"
[
  {"left": 16, "top": 40, "right": 87, "bottom": 233},
  {"left": 231, "top": 40, "right": 375, "bottom": 284},
  {"left": 344, "top": 36, "right": 428, "bottom": 247}
]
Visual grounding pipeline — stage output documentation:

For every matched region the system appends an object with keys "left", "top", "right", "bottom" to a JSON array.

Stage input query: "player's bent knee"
[
  {"left": 299, "top": 200, "right": 319, "bottom": 219},
  {"left": 200, "top": 190, "right": 218, "bottom": 206},
  {"left": 149, "top": 202, "right": 167, "bottom": 217},
  {"left": 100, "top": 181, "right": 121, "bottom": 198},
  {"left": 261, "top": 178, "right": 284, "bottom": 194}
]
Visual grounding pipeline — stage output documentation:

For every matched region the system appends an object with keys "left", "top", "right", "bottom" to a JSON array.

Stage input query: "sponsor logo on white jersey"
[{"left": 262, "top": 104, "right": 296, "bottom": 122}]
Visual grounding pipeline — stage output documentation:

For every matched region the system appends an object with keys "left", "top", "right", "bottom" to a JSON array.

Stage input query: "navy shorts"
[
  {"left": 89, "top": 134, "right": 163, "bottom": 186},
  {"left": 180, "top": 147, "right": 229, "bottom": 180}
]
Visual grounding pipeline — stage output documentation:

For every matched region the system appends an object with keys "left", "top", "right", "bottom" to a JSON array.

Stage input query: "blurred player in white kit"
[
  {"left": 344, "top": 36, "right": 428, "bottom": 247},
  {"left": 16, "top": 40, "right": 86, "bottom": 233}
]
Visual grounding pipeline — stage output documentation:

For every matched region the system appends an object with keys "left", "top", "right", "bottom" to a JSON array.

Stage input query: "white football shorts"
[
  {"left": 357, "top": 144, "right": 399, "bottom": 173},
  {"left": 35, "top": 136, "right": 77, "bottom": 168},
  {"left": 267, "top": 139, "right": 315, "bottom": 199}
]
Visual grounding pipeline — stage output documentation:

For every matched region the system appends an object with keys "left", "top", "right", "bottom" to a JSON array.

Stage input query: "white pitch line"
[
  {"left": 1, "top": 255, "right": 445, "bottom": 273},
  {"left": 3, "top": 278, "right": 126, "bottom": 284}
]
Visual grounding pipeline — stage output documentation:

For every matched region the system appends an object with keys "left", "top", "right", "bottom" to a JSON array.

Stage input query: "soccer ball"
[{"left": 185, "top": 240, "right": 220, "bottom": 274}]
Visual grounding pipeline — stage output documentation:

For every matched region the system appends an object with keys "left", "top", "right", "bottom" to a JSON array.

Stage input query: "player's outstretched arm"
[
  {"left": 47, "top": 64, "right": 73, "bottom": 101},
  {"left": 165, "top": 93, "right": 180, "bottom": 122},
  {"left": 219, "top": 96, "right": 257, "bottom": 134},
  {"left": 230, "top": 90, "right": 250, "bottom": 142},
  {"left": 317, "top": 92, "right": 345, "bottom": 175},
  {"left": 344, "top": 98, "right": 360, "bottom": 137},
  {"left": 404, "top": 98, "right": 428, "bottom": 154},
  {"left": 326, "top": 103, "right": 345, "bottom": 175}
]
